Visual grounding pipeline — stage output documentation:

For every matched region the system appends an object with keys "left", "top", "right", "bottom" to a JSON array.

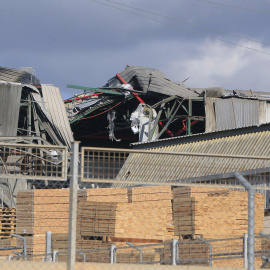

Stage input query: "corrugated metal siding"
[
  {"left": 259, "top": 101, "right": 270, "bottom": 124},
  {"left": 0, "top": 82, "right": 22, "bottom": 136},
  {"left": 114, "top": 130, "right": 270, "bottom": 186},
  {"left": 107, "top": 66, "right": 198, "bottom": 98},
  {"left": 214, "top": 98, "right": 259, "bottom": 131},
  {"left": 41, "top": 84, "right": 74, "bottom": 149}
]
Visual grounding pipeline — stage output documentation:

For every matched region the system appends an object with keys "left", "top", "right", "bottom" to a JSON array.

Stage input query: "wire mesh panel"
[
  {"left": 0, "top": 143, "right": 68, "bottom": 180},
  {"left": 81, "top": 147, "right": 270, "bottom": 190}
]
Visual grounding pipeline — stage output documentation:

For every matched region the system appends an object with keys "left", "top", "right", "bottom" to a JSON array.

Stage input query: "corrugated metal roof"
[
  {"left": 41, "top": 84, "right": 74, "bottom": 149},
  {"left": 0, "top": 82, "right": 22, "bottom": 136},
  {"left": 0, "top": 66, "right": 41, "bottom": 93},
  {"left": 106, "top": 65, "right": 198, "bottom": 98},
  {"left": 114, "top": 129, "right": 270, "bottom": 187}
]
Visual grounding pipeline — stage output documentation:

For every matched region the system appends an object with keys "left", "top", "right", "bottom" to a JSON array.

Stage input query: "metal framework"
[
  {"left": 80, "top": 147, "right": 270, "bottom": 189},
  {"left": 0, "top": 143, "right": 68, "bottom": 180}
]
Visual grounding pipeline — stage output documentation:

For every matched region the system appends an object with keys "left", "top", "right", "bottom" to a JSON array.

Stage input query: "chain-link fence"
[{"left": 1, "top": 143, "right": 270, "bottom": 269}]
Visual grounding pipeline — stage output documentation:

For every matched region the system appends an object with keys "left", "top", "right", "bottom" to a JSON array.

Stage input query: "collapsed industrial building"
[
  {"left": 1, "top": 65, "right": 270, "bottom": 207},
  {"left": 65, "top": 65, "right": 270, "bottom": 148},
  {"left": 1, "top": 65, "right": 270, "bottom": 266}
]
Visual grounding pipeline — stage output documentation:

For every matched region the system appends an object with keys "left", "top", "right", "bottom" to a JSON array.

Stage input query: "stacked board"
[
  {"left": 0, "top": 208, "right": 16, "bottom": 239},
  {"left": 77, "top": 200, "right": 172, "bottom": 241},
  {"left": 264, "top": 215, "right": 270, "bottom": 234},
  {"left": 16, "top": 189, "right": 87, "bottom": 235},
  {"left": 86, "top": 188, "right": 128, "bottom": 203},
  {"left": 128, "top": 186, "right": 174, "bottom": 236},
  {"left": 173, "top": 187, "right": 265, "bottom": 239},
  {"left": 15, "top": 189, "right": 87, "bottom": 258}
]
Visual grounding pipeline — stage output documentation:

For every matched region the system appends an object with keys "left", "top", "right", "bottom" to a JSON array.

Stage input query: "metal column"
[
  {"left": 67, "top": 141, "right": 79, "bottom": 270},
  {"left": 234, "top": 172, "right": 254, "bottom": 270},
  {"left": 188, "top": 99, "right": 192, "bottom": 135},
  {"left": 46, "top": 231, "right": 52, "bottom": 262}
]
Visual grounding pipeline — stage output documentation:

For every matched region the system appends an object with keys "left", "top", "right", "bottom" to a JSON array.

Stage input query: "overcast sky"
[{"left": 1, "top": 0, "right": 270, "bottom": 99}]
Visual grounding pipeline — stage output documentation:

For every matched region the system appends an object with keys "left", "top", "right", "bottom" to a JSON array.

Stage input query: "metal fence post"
[
  {"left": 67, "top": 141, "right": 80, "bottom": 270},
  {"left": 126, "top": 242, "right": 143, "bottom": 263},
  {"left": 110, "top": 245, "right": 116, "bottom": 264},
  {"left": 244, "top": 233, "right": 248, "bottom": 268},
  {"left": 46, "top": 231, "right": 52, "bottom": 262},
  {"left": 11, "top": 234, "right": 27, "bottom": 260},
  {"left": 196, "top": 236, "right": 212, "bottom": 267},
  {"left": 172, "top": 238, "right": 179, "bottom": 265},
  {"left": 235, "top": 172, "right": 255, "bottom": 270},
  {"left": 52, "top": 250, "right": 58, "bottom": 262}
]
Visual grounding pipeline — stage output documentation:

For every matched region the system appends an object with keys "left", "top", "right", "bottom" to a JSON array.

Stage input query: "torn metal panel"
[
  {"left": 106, "top": 65, "right": 198, "bottom": 98},
  {"left": 205, "top": 98, "right": 216, "bottom": 133},
  {"left": 0, "top": 82, "right": 22, "bottom": 136},
  {"left": 41, "top": 84, "right": 74, "bottom": 149}
]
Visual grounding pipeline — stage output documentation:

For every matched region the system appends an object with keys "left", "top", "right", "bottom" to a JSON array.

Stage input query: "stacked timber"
[
  {"left": 15, "top": 189, "right": 87, "bottom": 258},
  {"left": 0, "top": 238, "right": 21, "bottom": 259},
  {"left": 0, "top": 208, "right": 16, "bottom": 239},
  {"left": 77, "top": 200, "right": 172, "bottom": 241},
  {"left": 16, "top": 189, "right": 87, "bottom": 235},
  {"left": 128, "top": 186, "right": 174, "bottom": 236},
  {"left": 86, "top": 188, "right": 128, "bottom": 203},
  {"left": 264, "top": 213, "right": 270, "bottom": 234},
  {"left": 173, "top": 187, "right": 265, "bottom": 239}
]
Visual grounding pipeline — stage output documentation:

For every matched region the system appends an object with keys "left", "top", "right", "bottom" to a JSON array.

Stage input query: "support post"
[
  {"left": 110, "top": 245, "right": 116, "bottom": 264},
  {"left": 234, "top": 172, "right": 254, "bottom": 270},
  {"left": 67, "top": 141, "right": 79, "bottom": 270},
  {"left": 244, "top": 233, "right": 248, "bottom": 269},
  {"left": 52, "top": 250, "right": 58, "bottom": 262},
  {"left": 172, "top": 238, "right": 179, "bottom": 265},
  {"left": 188, "top": 99, "right": 192, "bottom": 135},
  {"left": 46, "top": 231, "right": 52, "bottom": 262},
  {"left": 27, "top": 94, "right": 32, "bottom": 136}
]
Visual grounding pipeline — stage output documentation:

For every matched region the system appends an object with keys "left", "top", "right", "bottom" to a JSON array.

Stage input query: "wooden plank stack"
[
  {"left": 173, "top": 186, "right": 265, "bottom": 239},
  {"left": 77, "top": 200, "right": 171, "bottom": 241},
  {"left": 16, "top": 189, "right": 87, "bottom": 235},
  {"left": 128, "top": 186, "right": 174, "bottom": 236},
  {"left": 15, "top": 189, "right": 87, "bottom": 258},
  {"left": 0, "top": 208, "right": 16, "bottom": 239},
  {"left": 86, "top": 188, "right": 128, "bottom": 203},
  {"left": 15, "top": 187, "right": 129, "bottom": 258}
]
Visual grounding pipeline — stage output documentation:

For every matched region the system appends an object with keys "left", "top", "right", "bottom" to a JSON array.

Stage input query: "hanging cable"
[
  {"left": 196, "top": 0, "right": 270, "bottom": 14},
  {"left": 90, "top": 0, "right": 270, "bottom": 56},
  {"left": 100, "top": 0, "right": 270, "bottom": 47}
]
